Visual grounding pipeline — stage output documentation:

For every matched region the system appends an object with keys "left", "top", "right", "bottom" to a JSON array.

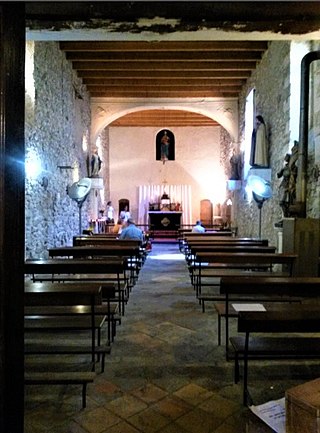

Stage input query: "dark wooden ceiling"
[
  {"left": 59, "top": 40, "right": 268, "bottom": 99},
  {"left": 26, "top": 1, "right": 320, "bottom": 127}
]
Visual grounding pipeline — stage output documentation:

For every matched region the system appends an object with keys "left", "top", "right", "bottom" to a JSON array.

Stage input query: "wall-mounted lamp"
[
  {"left": 247, "top": 175, "right": 273, "bottom": 239},
  {"left": 26, "top": 149, "right": 42, "bottom": 179}
]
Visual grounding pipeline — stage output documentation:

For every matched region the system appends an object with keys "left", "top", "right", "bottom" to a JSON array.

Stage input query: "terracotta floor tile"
[
  {"left": 130, "top": 383, "right": 168, "bottom": 404},
  {"left": 174, "top": 408, "right": 223, "bottom": 433},
  {"left": 75, "top": 407, "right": 121, "bottom": 433},
  {"left": 152, "top": 395, "right": 192, "bottom": 420},
  {"left": 102, "top": 420, "right": 141, "bottom": 433},
  {"left": 106, "top": 394, "right": 148, "bottom": 418},
  {"left": 128, "top": 407, "right": 171, "bottom": 433},
  {"left": 173, "top": 383, "right": 213, "bottom": 406}
]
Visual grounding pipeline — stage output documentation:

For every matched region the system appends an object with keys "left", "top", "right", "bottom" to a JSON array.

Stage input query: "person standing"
[
  {"left": 119, "top": 205, "right": 131, "bottom": 222},
  {"left": 192, "top": 220, "right": 206, "bottom": 233},
  {"left": 106, "top": 201, "right": 114, "bottom": 223}
]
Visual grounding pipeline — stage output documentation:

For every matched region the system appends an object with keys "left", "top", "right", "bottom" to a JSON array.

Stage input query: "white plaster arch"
[{"left": 91, "top": 98, "right": 238, "bottom": 142}]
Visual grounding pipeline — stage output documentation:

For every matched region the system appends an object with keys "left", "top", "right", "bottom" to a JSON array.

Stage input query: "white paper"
[
  {"left": 232, "top": 303, "right": 266, "bottom": 312},
  {"left": 250, "top": 397, "right": 286, "bottom": 433}
]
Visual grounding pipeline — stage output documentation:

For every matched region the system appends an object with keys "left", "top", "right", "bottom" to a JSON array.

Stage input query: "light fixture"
[
  {"left": 25, "top": 149, "right": 42, "bottom": 179},
  {"left": 247, "top": 175, "right": 272, "bottom": 239},
  {"left": 67, "top": 177, "right": 92, "bottom": 234}
]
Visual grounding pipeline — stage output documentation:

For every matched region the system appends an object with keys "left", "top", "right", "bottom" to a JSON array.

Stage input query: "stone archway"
[{"left": 90, "top": 98, "right": 238, "bottom": 143}]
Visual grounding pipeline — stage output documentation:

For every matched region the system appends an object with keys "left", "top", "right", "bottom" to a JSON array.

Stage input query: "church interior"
[{"left": 2, "top": 2, "right": 320, "bottom": 432}]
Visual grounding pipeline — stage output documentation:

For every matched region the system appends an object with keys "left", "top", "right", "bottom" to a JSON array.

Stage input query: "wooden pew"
[
  {"left": 24, "top": 282, "right": 112, "bottom": 371},
  {"left": 24, "top": 372, "right": 96, "bottom": 409},
  {"left": 48, "top": 245, "right": 142, "bottom": 287},
  {"left": 25, "top": 283, "right": 119, "bottom": 344},
  {"left": 217, "top": 276, "right": 320, "bottom": 357},
  {"left": 179, "top": 231, "right": 233, "bottom": 250},
  {"left": 24, "top": 282, "right": 109, "bottom": 408},
  {"left": 71, "top": 236, "right": 148, "bottom": 265},
  {"left": 233, "top": 305, "right": 320, "bottom": 406},
  {"left": 192, "top": 252, "right": 297, "bottom": 311},
  {"left": 187, "top": 244, "right": 275, "bottom": 267},
  {"left": 25, "top": 258, "right": 128, "bottom": 315},
  {"left": 182, "top": 236, "right": 269, "bottom": 255}
]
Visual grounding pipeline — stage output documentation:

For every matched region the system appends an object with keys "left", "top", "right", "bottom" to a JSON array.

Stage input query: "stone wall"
[
  {"left": 25, "top": 41, "right": 91, "bottom": 259},
  {"left": 306, "top": 41, "right": 320, "bottom": 218},
  {"left": 235, "top": 41, "right": 292, "bottom": 245}
]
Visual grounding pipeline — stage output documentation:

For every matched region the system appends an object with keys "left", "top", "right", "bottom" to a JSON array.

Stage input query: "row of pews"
[
  {"left": 24, "top": 234, "right": 148, "bottom": 408},
  {"left": 181, "top": 231, "right": 320, "bottom": 406}
]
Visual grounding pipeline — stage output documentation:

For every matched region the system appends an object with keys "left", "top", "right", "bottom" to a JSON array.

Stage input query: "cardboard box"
[{"left": 286, "top": 378, "right": 320, "bottom": 433}]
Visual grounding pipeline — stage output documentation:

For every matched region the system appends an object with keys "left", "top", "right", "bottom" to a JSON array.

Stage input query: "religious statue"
[
  {"left": 250, "top": 115, "right": 269, "bottom": 168},
  {"left": 288, "top": 140, "right": 299, "bottom": 206},
  {"left": 277, "top": 153, "right": 291, "bottom": 217},
  {"left": 160, "top": 131, "right": 170, "bottom": 164},
  {"left": 277, "top": 140, "right": 299, "bottom": 217},
  {"left": 90, "top": 147, "right": 102, "bottom": 177},
  {"left": 229, "top": 149, "right": 242, "bottom": 180}
]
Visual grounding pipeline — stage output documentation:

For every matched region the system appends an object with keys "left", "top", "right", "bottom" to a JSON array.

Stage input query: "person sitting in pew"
[
  {"left": 119, "top": 218, "right": 144, "bottom": 241},
  {"left": 113, "top": 218, "right": 124, "bottom": 234},
  {"left": 192, "top": 220, "right": 206, "bottom": 233}
]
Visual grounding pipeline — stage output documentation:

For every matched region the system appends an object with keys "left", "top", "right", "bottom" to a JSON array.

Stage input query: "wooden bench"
[
  {"left": 186, "top": 244, "right": 276, "bottom": 273},
  {"left": 24, "top": 282, "right": 111, "bottom": 372},
  {"left": 183, "top": 238, "right": 269, "bottom": 257},
  {"left": 178, "top": 230, "right": 233, "bottom": 250},
  {"left": 231, "top": 305, "right": 320, "bottom": 405},
  {"left": 217, "top": 276, "right": 320, "bottom": 356},
  {"left": 24, "top": 371, "right": 96, "bottom": 408},
  {"left": 192, "top": 252, "right": 297, "bottom": 310},
  {"left": 25, "top": 284, "right": 119, "bottom": 344},
  {"left": 25, "top": 259, "right": 129, "bottom": 315},
  {"left": 48, "top": 245, "right": 142, "bottom": 288},
  {"left": 72, "top": 236, "right": 148, "bottom": 263}
]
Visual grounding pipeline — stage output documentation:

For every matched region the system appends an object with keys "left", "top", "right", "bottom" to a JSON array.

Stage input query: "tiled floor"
[{"left": 24, "top": 242, "right": 317, "bottom": 433}]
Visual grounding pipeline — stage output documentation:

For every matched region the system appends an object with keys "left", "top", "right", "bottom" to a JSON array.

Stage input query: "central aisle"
[
  {"left": 25, "top": 242, "right": 274, "bottom": 433},
  {"left": 76, "top": 242, "right": 256, "bottom": 433}
]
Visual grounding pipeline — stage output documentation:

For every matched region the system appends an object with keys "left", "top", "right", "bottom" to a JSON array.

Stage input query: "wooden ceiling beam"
[
  {"left": 89, "top": 90, "right": 239, "bottom": 98},
  {"left": 78, "top": 70, "right": 251, "bottom": 79},
  {"left": 82, "top": 78, "right": 246, "bottom": 86},
  {"left": 66, "top": 51, "right": 263, "bottom": 61},
  {"left": 72, "top": 61, "right": 257, "bottom": 70},
  {"left": 87, "top": 85, "right": 241, "bottom": 92},
  {"left": 60, "top": 41, "right": 269, "bottom": 52}
]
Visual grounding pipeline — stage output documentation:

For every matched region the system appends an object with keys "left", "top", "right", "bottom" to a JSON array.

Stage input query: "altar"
[{"left": 148, "top": 211, "right": 182, "bottom": 231}]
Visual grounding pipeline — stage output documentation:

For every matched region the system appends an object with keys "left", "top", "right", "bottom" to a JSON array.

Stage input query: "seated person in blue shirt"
[
  {"left": 119, "top": 218, "right": 144, "bottom": 241},
  {"left": 192, "top": 220, "right": 206, "bottom": 233}
]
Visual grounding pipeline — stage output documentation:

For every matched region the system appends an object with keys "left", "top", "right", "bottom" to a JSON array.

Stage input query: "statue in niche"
[
  {"left": 250, "top": 115, "right": 269, "bottom": 168},
  {"left": 156, "top": 129, "right": 175, "bottom": 163},
  {"left": 229, "top": 149, "right": 242, "bottom": 180},
  {"left": 277, "top": 140, "right": 299, "bottom": 217},
  {"left": 90, "top": 147, "right": 102, "bottom": 177},
  {"left": 160, "top": 131, "right": 170, "bottom": 164}
]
